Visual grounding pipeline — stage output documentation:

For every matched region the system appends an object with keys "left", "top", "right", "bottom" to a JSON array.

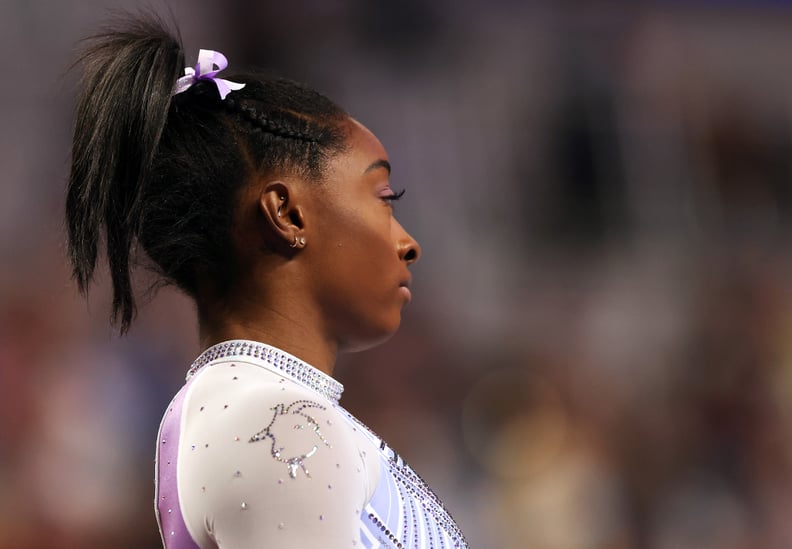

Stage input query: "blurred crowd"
[{"left": 2, "top": 1, "right": 792, "bottom": 547}]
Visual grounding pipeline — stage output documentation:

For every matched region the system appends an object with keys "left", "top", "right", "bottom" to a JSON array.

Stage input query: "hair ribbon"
[{"left": 173, "top": 49, "right": 245, "bottom": 99}]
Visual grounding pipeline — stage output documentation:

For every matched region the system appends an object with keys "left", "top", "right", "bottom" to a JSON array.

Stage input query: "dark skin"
[{"left": 197, "top": 118, "right": 421, "bottom": 376}]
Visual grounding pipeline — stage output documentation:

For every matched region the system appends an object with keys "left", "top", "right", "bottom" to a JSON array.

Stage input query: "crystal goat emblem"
[{"left": 249, "top": 399, "right": 332, "bottom": 478}]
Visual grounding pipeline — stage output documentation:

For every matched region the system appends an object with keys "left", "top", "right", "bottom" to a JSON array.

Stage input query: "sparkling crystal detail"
[
  {"left": 346, "top": 411, "right": 469, "bottom": 548},
  {"left": 249, "top": 400, "right": 332, "bottom": 479},
  {"left": 185, "top": 340, "right": 343, "bottom": 403}
]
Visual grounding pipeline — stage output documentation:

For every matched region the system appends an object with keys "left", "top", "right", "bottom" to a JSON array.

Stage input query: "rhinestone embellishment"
[
  {"left": 186, "top": 340, "right": 343, "bottom": 403},
  {"left": 249, "top": 399, "right": 332, "bottom": 479}
]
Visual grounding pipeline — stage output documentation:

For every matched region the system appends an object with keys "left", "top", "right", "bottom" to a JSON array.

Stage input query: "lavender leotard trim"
[{"left": 155, "top": 380, "right": 199, "bottom": 548}]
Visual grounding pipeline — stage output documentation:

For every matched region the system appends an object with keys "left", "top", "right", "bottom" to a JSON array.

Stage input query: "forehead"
[
  {"left": 344, "top": 118, "right": 388, "bottom": 164},
  {"left": 320, "top": 118, "right": 389, "bottom": 191}
]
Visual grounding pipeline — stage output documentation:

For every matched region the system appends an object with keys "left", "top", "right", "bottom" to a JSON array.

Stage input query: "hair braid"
[{"left": 225, "top": 97, "right": 320, "bottom": 143}]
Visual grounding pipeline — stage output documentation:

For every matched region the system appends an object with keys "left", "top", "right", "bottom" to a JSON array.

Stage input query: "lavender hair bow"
[{"left": 173, "top": 49, "right": 245, "bottom": 100}]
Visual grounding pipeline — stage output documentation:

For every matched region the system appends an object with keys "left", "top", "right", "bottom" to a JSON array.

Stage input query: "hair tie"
[{"left": 173, "top": 49, "right": 245, "bottom": 100}]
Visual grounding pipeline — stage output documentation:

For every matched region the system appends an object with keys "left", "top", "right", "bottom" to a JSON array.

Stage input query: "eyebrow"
[{"left": 363, "top": 159, "right": 391, "bottom": 175}]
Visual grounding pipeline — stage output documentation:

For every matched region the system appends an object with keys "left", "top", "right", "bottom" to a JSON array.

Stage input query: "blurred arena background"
[{"left": 2, "top": 0, "right": 792, "bottom": 547}]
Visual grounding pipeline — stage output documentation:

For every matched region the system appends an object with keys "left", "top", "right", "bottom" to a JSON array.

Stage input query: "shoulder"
[
  {"left": 181, "top": 360, "right": 359, "bottom": 461},
  {"left": 179, "top": 359, "right": 370, "bottom": 485},
  {"left": 177, "top": 360, "right": 377, "bottom": 547}
]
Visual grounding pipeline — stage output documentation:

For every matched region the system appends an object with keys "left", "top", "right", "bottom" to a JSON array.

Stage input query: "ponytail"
[{"left": 66, "top": 14, "right": 183, "bottom": 333}]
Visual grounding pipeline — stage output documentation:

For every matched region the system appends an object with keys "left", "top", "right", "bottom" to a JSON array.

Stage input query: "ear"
[{"left": 258, "top": 181, "right": 307, "bottom": 251}]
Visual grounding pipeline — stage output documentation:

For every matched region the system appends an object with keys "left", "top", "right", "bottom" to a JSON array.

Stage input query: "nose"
[{"left": 395, "top": 220, "right": 421, "bottom": 266}]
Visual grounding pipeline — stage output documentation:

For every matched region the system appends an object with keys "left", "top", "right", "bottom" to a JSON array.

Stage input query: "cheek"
[
  {"left": 312, "top": 213, "right": 402, "bottom": 333},
  {"left": 320, "top": 208, "right": 392, "bottom": 263},
  {"left": 309, "top": 195, "right": 398, "bottom": 285},
  {"left": 331, "top": 231, "right": 391, "bottom": 291}
]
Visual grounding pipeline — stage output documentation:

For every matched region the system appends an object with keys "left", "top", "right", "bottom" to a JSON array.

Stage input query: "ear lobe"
[{"left": 258, "top": 182, "right": 306, "bottom": 251}]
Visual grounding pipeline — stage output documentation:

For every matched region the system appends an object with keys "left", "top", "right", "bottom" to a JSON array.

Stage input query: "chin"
[{"left": 338, "top": 317, "right": 402, "bottom": 353}]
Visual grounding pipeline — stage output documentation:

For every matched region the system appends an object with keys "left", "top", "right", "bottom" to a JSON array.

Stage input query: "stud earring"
[{"left": 277, "top": 196, "right": 286, "bottom": 217}]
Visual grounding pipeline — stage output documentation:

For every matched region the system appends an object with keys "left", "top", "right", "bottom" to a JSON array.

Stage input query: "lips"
[{"left": 399, "top": 277, "right": 412, "bottom": 303}]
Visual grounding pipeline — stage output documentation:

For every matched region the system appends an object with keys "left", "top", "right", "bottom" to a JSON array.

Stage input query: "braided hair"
[{"left": 66, "top": 13, "right": 348, "bottom": 333}]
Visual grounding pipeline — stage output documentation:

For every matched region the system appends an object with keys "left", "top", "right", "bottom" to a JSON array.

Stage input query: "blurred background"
[{"left": 2, "top": 0, "right": 792, "bottom": 547}]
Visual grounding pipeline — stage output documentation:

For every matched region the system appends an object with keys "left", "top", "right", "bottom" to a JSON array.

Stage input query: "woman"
[{"left": 66, "top": 13, "right": 467, "bottom": 549}]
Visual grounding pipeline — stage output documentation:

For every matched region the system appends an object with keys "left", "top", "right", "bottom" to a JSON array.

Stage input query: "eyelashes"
[{"left": 382, "top": 189, "right": 406, "bottom": 202}]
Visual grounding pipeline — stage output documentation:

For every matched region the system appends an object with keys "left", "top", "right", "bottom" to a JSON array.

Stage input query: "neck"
[{"left": 197, "top": 297, "right": 338, "bottom": 377}]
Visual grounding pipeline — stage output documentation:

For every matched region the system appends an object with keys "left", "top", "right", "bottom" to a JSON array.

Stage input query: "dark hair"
[{"left": 66, "top": 13, "right": 348, "bottom": 333}]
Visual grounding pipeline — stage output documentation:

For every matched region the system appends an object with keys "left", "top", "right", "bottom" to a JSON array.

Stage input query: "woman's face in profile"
[{"left": 304, "top": 118, "right": 421, "bottom": 352}]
